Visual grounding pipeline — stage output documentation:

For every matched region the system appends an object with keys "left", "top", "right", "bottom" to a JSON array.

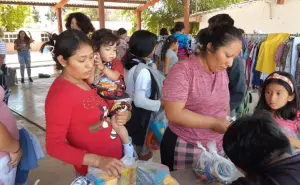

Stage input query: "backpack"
[{"left": 235, "top": 90, "right": 252, "bottom": 119}]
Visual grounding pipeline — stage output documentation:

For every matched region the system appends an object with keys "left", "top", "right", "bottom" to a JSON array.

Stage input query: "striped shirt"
[{"left": 0, "top": 40, "right": 6, "bottom": 64}]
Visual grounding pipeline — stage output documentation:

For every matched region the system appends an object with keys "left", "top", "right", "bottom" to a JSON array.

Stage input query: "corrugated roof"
[{"left": 0, "top": 0, "right": 148, "bottom": 9}]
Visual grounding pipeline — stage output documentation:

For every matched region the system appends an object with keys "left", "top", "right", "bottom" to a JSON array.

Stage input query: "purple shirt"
[{"left": 163, "top": 57, "right": 229, "bottom": 149}]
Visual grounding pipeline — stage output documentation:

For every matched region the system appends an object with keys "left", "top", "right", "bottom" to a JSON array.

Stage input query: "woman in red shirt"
[{"left": 45, "top": 30, "right": 130, "bottom": 177}]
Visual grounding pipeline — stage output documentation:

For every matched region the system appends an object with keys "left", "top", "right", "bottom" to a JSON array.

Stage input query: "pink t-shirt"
[
  {"left": 275, "top": 113, "right": 300, "bottom": 138},
  {"left": 163, "top": 57, "right": 229, "bottom": 148},
  {"left": 0, "top": 87, "right": 19, "bottom": 158}
]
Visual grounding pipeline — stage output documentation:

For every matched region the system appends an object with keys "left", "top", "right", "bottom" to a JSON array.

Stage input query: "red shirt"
[
  {"left": 111, "top": 58, "right": 124, "bottom": 77},
  {"left": 45, "top": 78, "right": 122, "bottom": 175}
]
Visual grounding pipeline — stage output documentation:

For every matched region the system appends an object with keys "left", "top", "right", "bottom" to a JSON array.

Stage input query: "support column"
[
  {"left": 136, "top": 11, "right": 142, "bottom": 30},
  {"left": 98, "top": 0, "right": 105, "bottom": 29},
  {"left": 184, "top": 0, "right": 190, "bottom": 34},
  {"left": 56, "top": 8, "right": 63, "bottom": 33}
]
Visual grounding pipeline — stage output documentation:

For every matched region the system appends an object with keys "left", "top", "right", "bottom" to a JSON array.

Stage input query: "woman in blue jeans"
[{"left": 14, "top": 30, "right": 34, "bottom": 83}]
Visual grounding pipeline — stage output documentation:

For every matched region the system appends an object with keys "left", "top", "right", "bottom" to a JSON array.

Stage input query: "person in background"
[
  {"left": 124, "top": 30, "right": 163, "bottom": 161},
  {"left": 218, "top": 112, "right": 300, "bottom": 185},
  {"left": 255, "top": 72, "right": 300, "bottom": 148},
  {"left": 170, "top": 28, "right": 176, "bottom": 35},
  {"left": 208, "top": 14, "right": 246, "bottom": 120},
  {"left": 45, "top": 30, "right": 130, "bottom": 177},
  {"left": 161, "top": 25, "right": 242, "bottom": 171},
  {"left": 0, "top": 29, "right": 10, "bottom": 105},
  {"left": 155, "top": 28, "right": 169, "bottom": 72},
  {"left": 14, "top": 30, "right": 34, "bottom": 83},
  {"left": 0, "top": 86, "right": 22, "bottom": 184},
  {"left": 116, "top": 28, "right": 129, "bottom": 60},
  {"left": 161, "top": 36, "right": 178, "bottom": 75},
  {"left": 65, "top": 12, "right": 95, "bottom": 35},
  {"left": 172, "top": 22, "right": 191, "bottom": 60},
  {"left": 159, "top": 28, "right": 169, "bottom": 37}
]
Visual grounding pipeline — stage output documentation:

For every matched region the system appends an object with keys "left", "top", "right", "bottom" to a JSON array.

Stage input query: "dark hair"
[
  {"left": 175, "top": 22, "right": 185, "bottom": 32},
  {"left": 124, "top": 30, "right": 157, "bottom": 70},
  {"left": 65, "top": 12, "right": 95, "bottom": 34},
  {"left": 161, "top": 36, "right": 177, "bottom": 62},
  {"left": 91, "top": 30, "right": 118, "bottom": 52},
  {"left": 52, "top": 30, "right": 93, "bottom": 70},
  {"left": 40, "top": 32, "right": 57, "bottom": 53},
  {"left": 208, "top": 13, "right": 234, "bottom": 28},
  {"left": 238, "top": 28, "right": 245, "bottom": 34},
  {"left": 195, "top": 25, "right": 242, "bottom": 56},
  {"left": 117, "top": 28, "right": 127, "bottom": 36},
  {"left": 160, "top": 28, "right": 169, "bottom": 36},
  {"left": 170, "top": 28, "right": 176, "bottom": 35},
  {"left": 223, "top": 111, "right": 292, "bottom": 178},
  {"left": 255, "top": 71, "right": 300, "bottom": 120},
  {"left": 17, "top": 30, "right": 30, "bottom": 43}
]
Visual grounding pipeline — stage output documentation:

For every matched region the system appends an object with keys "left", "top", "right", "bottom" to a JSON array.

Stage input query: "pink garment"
[
  {"left": 275, "top": 43, "right": 285, "bottom": 67},
  {"left": 163, "top": 57, "right": 229, "bottom": 150},
  {"left": 0, "top": 87, "right": 19, "bottom": 158},
  {"left": 275, "top": 113, "right": 300, "bottom": 137}
]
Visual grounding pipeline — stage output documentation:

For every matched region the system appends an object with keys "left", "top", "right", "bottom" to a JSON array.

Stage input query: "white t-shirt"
[
  {"left": 0, "top": 40, "right": 6, "bottom": 64},
  {"left": 125, "top": 65, "right": 161, "bottom": 112}
]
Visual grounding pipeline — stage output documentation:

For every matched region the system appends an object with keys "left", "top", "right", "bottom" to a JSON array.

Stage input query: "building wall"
[
  {"left": 199, "top": 0, "right": 300, "bottom": 33},
  {"left": 4, "top": 31, "right": 49, "bottom": 54}
]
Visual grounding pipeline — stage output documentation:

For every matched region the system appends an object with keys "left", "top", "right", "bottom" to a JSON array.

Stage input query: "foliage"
[
  {"left": 0, "top": 5, "right": 31, "bottom": 31},
  {"left": 32, "top": 6, "right": 40, "bottom": 23},
  {"left": 124, "top": 0, "right": 243, "bottom": 34}
]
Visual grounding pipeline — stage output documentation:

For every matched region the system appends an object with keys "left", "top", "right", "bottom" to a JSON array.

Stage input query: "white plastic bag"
[{"left": 192, "top": 141, "right": 240, "bottom": 184}]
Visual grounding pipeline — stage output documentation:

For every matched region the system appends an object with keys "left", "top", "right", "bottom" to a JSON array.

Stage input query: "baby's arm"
[{"left": 102, "top": 67, "right": 120, "bottom": 81}]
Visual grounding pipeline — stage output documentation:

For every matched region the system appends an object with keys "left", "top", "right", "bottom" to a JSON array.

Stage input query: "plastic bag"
[
  {"left": 150, "top": 110, "right": 168, "bottom": 143},
  {"left": 87, "top": 160, "right": 178, "bottom": 185},
  {"left": 192, "top": 141, "right": 240, "bottom": 184}
]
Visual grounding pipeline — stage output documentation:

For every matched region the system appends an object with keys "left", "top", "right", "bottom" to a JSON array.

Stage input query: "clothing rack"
[{"left": 244, "top": 33, "right": 300, "bottom": 39}]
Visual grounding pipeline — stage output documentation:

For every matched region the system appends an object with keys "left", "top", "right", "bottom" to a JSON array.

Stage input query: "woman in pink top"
[
  {"left": 255, "top": 72, "right": 300, "bottom": 147},
  {"left": 161, "top": 25, "right": 243, "bottom": 171},
  {"left": 0, "top": 86, "right": 22, "bottom": 184}
]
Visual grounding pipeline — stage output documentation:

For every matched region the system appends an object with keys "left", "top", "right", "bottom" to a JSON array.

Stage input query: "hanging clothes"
[
  {"left": 256, "top": 33, "right": 290, "bottom": 74},
  {"left": 290, "top": 37, "right": 300, "bottom": 76}
]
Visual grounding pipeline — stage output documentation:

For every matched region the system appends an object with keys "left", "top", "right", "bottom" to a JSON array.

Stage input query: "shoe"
[
  {"left": 29, "top": 77, "right": 33, "bottom": 82},
  {"left": 21, "top": 78, "right": 24, "bottom": 83}
]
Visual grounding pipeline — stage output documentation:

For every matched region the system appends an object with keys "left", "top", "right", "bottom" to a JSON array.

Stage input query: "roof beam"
[
  {"left": 88, "top": 0, "right": 147, "bottom": 4},
  {"left": 0, "top": 1, "right": 136, "bottom": 10},
  {"left": 52, "top": 0, "right": 69, "bottom": 11},
  {"left": 136, "top": 0, "right": 159, "bottom": 12}
]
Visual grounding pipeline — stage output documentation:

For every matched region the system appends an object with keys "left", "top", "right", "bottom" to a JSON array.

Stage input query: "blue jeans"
[{"left": 17, "top": 50, "right": 31, "bottom": 78}]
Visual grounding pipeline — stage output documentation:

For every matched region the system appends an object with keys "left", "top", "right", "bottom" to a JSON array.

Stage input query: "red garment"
[
  {"left": 45, "top": 78, "right": 123, "bottom": 176},
  {"left": 112, "top": 59, "right": 124, "bottom": 77}
]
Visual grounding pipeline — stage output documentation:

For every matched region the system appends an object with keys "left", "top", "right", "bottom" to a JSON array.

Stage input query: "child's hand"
[{"left": 94, "top": 53, "right": 105, "bottom": 71}]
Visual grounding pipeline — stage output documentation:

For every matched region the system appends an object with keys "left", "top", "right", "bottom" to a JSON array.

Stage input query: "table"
[{"left": 170, "top": 169, "right": 204, "bottom": 185}]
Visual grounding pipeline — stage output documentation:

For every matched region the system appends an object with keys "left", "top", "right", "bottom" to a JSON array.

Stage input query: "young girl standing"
[
  {"left": 255, "top": 71, "right": 300, "bottom": 147},
  {"left": 161, "top": 36, "right": 178, "bottom": 75}
]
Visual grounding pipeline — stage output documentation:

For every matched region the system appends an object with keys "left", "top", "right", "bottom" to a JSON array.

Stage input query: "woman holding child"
[{"left": 45, "top": 29, "right": 130, "bottom": 177}]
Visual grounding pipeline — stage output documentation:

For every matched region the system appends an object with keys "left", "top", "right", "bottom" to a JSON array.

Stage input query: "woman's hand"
[
  {"left": 8, "top": 149, "right": 23, "bottom": 168},
  {"left": 112, "top": 110, "right": 131, "bottom": 126},
  {"left": 212, "top": 118, "right": 230, "bottom": 134},
  {"left": 95, "top": 156, "right": 125, "bottom": 177}
]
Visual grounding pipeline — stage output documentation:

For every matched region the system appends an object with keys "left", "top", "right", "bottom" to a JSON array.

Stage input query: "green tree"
[
  {"left": 124, "top": 0, "right": 243, "bottom": 34},
  {"left": 32, "top": 6, "right": 40, "bottom": 23},
  {"left": 0, "top": 5, "right": 31, "bottom": 31}
]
